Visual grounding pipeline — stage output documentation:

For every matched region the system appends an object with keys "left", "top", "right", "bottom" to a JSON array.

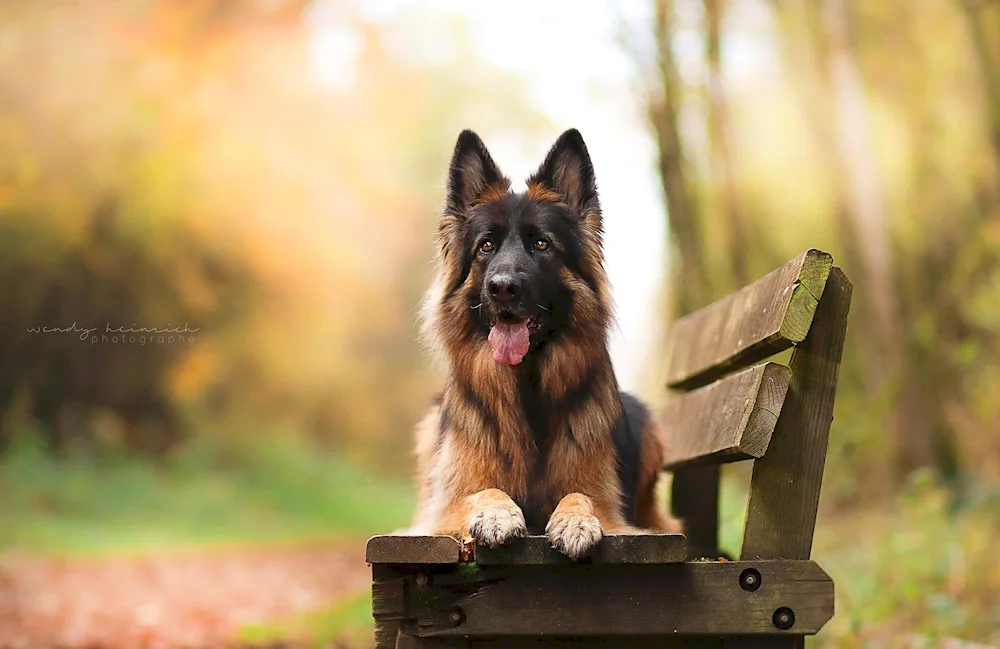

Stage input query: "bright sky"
[{"left": 306, "top": 0, "right": 775, "bottom": 393}]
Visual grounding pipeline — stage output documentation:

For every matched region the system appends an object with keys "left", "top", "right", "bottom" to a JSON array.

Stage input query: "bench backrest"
[{"left": 659, "top": 249, "right": 853, "bottom": 562}]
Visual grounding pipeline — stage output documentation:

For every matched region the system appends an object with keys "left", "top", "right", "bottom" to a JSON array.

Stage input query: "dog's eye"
[
  {"left": 478, "top": 239, "right": 495, "bottom": 254},
  {"left": 534, "top": 238, "right": 550, "bottom": 252}
]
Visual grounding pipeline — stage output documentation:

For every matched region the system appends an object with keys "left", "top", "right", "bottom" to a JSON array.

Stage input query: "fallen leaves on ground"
[{"left": 0, "top": 541, "right": 369, "bottom": 649}]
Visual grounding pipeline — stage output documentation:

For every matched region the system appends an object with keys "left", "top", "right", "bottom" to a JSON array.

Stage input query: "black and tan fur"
[{"left": 405, "top": 129, "right": 681, "bottom": 559}]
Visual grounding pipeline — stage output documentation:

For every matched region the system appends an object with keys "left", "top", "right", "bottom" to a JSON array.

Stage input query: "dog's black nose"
[{"left": 488, "top": 275, "right": 520, "bottom": 302}]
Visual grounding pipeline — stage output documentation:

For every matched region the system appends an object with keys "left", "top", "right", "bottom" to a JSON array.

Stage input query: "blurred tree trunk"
[
  {"left": 819, "top": 0, "right": 963, "bottom": 483},
  {"left": 704, "top": 0, "right": 750, "bottom": 289},
  {"left": 771, "top": 0, "right": 955, "bottom": 485},
  {"left": 960, "top": 0, "right": 1000, "bottom": 177},
  {"left": 819, "top": 0, "right": 901, "bottom": 374},
  {"left": 650, "top": 0, "right": 710, "bottom": 317},
  {"left": 768, "top": 0, "right": 870, "bottom": 364}
]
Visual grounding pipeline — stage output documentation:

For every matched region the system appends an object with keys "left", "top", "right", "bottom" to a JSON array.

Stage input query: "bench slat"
[
  {"left": 401, "top": 560, "right": 833, "bottom": 637},
  {"left": 475, "top": 534, "right": 686, "bottom": 565},
  {"left": 367, "top": 534, "right": 688, "bottom": 566},
  {"left": 661, "top": 362, "right": 792, "bottom": 471},
  {"left": 395, "top": 634, "right": 728, "bottom": 648},
  {"left": 666, "top": 249, "right": 833, "bottom": 390},
  {"left": 741, "top": 268, "right": 853, "bottom": 561},
  {"left": 367, "top": 535, "right": 462, "bottom": 564}
]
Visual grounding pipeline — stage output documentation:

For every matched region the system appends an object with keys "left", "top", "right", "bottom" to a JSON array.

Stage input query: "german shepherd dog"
[{"left": 406, "top": 129, "right": 681, "bottom": 559}]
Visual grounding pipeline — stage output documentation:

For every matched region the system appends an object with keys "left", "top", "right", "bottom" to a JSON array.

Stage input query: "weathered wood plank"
[
  {"left": 367, "top": 535, "right": 462, "bottom": 565},
  {"left": 741, "top": 268, "right": 852, "bottom": 561},
  {"left": 375, "top": 619, "right": 403, "bottom": 649},
  {"left": 373, "top": 579, "right": 407, "bottom": 618},
  {"left": 373, "top": 565, "right": 407, "bottom": 649},
  {"left": 397, "top": 635, "right": 722, "bottom": 648},
  {"left": 396, "top": 632, "right": 468, "bottom": 648},
  {"left": 474, "top": 534, "right": 687, "bottom": 566},
  {"left": 401, "top": 561, "right": 833, "bottom": 637},
  {"left": 662, "top": 362, "right": 792, "bottom": 470},
  {"left": 665, "top": 249, "right": 834, "bottom": 390},
  {"left": 367, "top": 534, "right": 686, "bottom": 566}
]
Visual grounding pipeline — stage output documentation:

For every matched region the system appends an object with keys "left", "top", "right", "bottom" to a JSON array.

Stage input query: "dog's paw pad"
[
  {"left": 468, "top": 505, "right": 527, "bottom": 548},
  {"left": 546, "top": 512, "right": 602, "bottom": 560}
]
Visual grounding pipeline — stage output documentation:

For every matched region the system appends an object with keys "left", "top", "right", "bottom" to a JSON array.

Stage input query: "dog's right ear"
[{"left": 445, "top": 130, "right": 509, "bottom": 215}]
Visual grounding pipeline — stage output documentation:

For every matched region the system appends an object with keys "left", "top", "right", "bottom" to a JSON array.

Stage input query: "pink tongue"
[{"left": 488, "top": 321, "right": 530, "bottom": 365}]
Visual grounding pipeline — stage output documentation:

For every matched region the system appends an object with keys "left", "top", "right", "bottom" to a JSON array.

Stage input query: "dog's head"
[{"left": 423, "top": 129, "right": 612, "bottom": 367}]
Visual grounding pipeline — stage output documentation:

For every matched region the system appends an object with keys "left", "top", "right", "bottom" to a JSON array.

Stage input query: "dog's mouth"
[
  {"left": 487, "top": 312, "right": 545, "bottom": 366},
  {"left": 488, "top": 314, "right": 543, "bottom": 332}
]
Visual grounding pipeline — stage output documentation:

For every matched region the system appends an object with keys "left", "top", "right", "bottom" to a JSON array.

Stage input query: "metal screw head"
[
  {"left": 415, "top": 573, "right": 429, "bottom": 587},
  {"left": 450, "top": 607, "right": 466, "bottom": 626},
  {"left": 772, "top": 607, "right": 795, "bottom": 630},
  {"left": 739, "top": 568, "right": 762, "bottom": 592}
]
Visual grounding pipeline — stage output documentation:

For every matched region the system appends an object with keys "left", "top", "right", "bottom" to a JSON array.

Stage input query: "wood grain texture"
[
  {"left": 367, "top": 535, "right": 462, "bottom": 565},
  {"left": 373, "top": 565, "right": 407, "bottom": 649},
  {"left": 397, "top": 635, "right": 726, "bottom": 648},
  {"left": 474, "top": 534, "right": 687, "bottom": 566},
  {"left": 375, "top": 619, "right": 402, "bottom": 649},
  {"left": 741, "top": 268, "right": 853, "bottom": 561},
  {"left": 662, "top": 362, "right": 792, "bottom": 470},
  {"left": 367, "top": 534, "right": 686, "bottom": 566},
  {"left": 395, "top": 635, "right": 462, "bottom": 648},
  {"left": 665, "top": 249, "right": 834, "bottom": 390},
  {"left": 399, "top": 561, "right": 833, "bottom": 637},
  {"left": 396, "top": 634, "right": 726, "bottom": 648}
]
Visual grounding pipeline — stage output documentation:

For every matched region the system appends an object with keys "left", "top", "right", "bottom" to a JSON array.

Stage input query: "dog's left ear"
[
  {"left": 445, "top": 130, "right": 509, "bottom": 216},
  {"left": 528, "top": 129, "right": 600, "bottom": 217}
]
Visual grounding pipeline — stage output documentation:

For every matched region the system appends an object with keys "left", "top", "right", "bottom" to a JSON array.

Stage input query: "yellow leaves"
[
  {"left": 0, "top": 2, "right": 551, "bottom": 464},
  {"left": 172, "top": 262, "right": 221, "bottom": 317},
  {"left": 168, "top": 345, "right": 220, "bottom": 405}
]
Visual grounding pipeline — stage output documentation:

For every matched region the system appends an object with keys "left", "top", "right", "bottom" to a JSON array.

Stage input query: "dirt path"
[{"left": 0, "top": 541, "right": 370, "bottom": 649}]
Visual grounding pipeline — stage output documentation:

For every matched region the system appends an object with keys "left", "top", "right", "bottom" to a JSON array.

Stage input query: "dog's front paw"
[
  {"left": 468, "top": 504, "right": 527, "bottom": 548},
  {"left": 546, "top": 510, "right": 603, "bottom": 560}
]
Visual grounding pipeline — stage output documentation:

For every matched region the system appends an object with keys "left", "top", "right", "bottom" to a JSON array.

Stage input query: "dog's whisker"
[
  {"left": 470, "top": 303, "right": 483, "bottom": 310},
  {"left": 536, "top": 304, "right": 551, "bottom": 312}
]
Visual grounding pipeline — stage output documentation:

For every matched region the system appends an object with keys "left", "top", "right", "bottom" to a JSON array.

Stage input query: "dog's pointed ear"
[
  {"left": 445, "top": 130, "right": 509, "bottom": 215},
  {"left": 528, "top": 129, "right": 600, "bottom": 216}
]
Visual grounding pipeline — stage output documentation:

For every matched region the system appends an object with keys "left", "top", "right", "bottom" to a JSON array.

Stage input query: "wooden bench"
[{"left": 366, "top": 249, "right": 853, "bottom": 648}]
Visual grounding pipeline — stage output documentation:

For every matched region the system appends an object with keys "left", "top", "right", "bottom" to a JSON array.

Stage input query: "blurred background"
[{"left": 1, "top": 0, "right": 998, "bottom": 647}]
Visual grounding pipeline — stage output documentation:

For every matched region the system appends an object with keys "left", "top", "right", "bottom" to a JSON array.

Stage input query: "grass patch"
[
  {"left": 0, "top": 431, "right": 415, "bottom": 556},
  {"left": 813, "top": 481, "right": 1000, "bottom": 648},
  {"left": 716, "top": 467, "right": 1000, "bottom": 648}
]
